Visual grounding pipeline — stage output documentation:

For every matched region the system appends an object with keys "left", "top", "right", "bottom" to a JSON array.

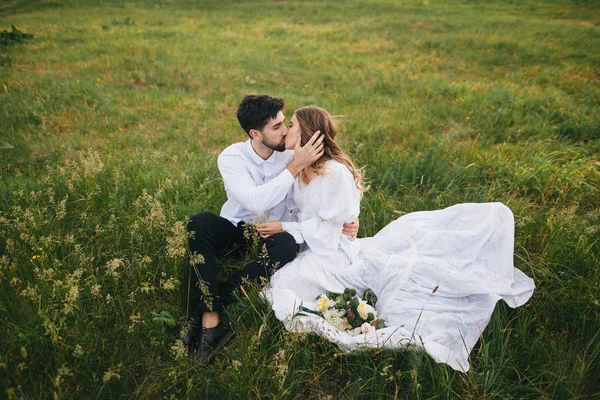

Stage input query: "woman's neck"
[{"left": 301, "top": 167, "right": 317, "bottom": 184}]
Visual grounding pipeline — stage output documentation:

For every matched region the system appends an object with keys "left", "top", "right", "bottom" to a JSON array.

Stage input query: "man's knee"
[
  {"left": 187, "top": 212, "right": 219, "bottom": 235},
  {"left": 267, "top": 232, "right": 299, "bottom": 264}
]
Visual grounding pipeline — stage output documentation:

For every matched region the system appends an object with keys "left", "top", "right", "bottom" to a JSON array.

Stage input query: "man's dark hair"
[{"left": 236, "top": 94, "right": 284, "bottom": 137}]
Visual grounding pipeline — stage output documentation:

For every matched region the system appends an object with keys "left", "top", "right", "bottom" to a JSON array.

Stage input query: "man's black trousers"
[{"left": 186, "top": 212, "right": 298, "bottom": 317}]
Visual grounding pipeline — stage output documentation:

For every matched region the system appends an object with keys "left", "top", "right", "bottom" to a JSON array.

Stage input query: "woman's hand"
[
  {"left": 256, "top": 221, "right": 283, "bottom": 239},
  {"left": 342, "top": 218, "right": 360, "bottom": 241}
]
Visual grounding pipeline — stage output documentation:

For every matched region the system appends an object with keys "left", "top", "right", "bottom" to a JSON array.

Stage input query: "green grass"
[{"left": 1, "top": 0, "right": 599, "bottom": 398}]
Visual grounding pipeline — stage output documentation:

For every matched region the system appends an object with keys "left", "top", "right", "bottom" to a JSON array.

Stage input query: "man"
[{"left": 184, "top": 94, "right": 358, "bottom": 363}]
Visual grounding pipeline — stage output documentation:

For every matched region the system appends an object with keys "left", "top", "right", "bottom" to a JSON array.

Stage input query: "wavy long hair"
[{"left": 294, "top": 105, "right": 365, "bottom": 193}]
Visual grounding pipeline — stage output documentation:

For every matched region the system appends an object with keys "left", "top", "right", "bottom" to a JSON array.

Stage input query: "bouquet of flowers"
[{"left": 312, "top": 288, "right": 385, "bottom": 336}]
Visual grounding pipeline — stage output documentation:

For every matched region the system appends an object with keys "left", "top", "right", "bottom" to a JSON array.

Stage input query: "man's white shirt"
[{"left": 218, "top": 140, "right": 294, "bottom": 225}]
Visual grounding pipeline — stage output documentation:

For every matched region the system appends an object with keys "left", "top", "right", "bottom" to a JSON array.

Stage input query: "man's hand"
[
  {"left": 256, "top": 221, "right": 283, "bottom": 239},
  {"left": 286, "top": 131, "right": 324, "bottom": 178},
  {"left": 342, "top": 218, "right": 359, "bottom": 241}
]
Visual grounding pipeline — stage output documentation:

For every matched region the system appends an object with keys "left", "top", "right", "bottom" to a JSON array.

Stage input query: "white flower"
[
  {"left": 322, "top": 307, "right": 346, "bottom": 330},
  {"left": 322, "top": 307, "right": 344, "bottom": 320},
  {"left": 315, "top": 295, "right": 330, "bottom": 313},
  {"left": 360, "top": 322, "right": 376, "bottom": 335},
  {"left": 357, "top": 301, "right": 375, "bottom": 319}
]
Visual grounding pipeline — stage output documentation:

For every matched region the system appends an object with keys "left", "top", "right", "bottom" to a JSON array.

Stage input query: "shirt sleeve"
[
  {"left": 218, "top": 152, "right": 295, "bottom": 218},
  {"left": 282, "top": 162, "right": 360, "bottom": 254}
]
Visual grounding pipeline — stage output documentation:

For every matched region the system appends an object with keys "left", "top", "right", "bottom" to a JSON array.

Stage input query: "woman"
[{"left": 257, "top": 106, "right": 535, "bottom": 372}]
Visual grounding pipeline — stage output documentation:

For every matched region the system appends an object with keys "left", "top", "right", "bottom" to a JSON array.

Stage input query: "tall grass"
[{"left": 1, "top": 0, "right": 599, "bottom": 398}]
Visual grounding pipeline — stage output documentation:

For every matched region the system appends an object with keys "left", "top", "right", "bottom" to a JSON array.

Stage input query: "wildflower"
[
  {"left": 65, "top": 285, "right": 79, "bottom": 303},
  {"left": 71, "top": 268, "right": 84, "bottom": 280},
  {"left": 90, "top": 284, "right": 101, "bottom": 297},
  {"left": 56, "top": 195, "right": 68, "bottom": 220},
  {"left": 135, "top": 190, "right": 166, "bottom": 230},
  {"left": 166, "top": 221, "right": 187, "bottom": 259},
  {"left": 73, "top": 345, "right": 84, "bottom": 358},
  {"left": 62, "top": 284, "right": 80, "bottom": 314},
  {"left": 141, "top": 255, "right": 152, "bottom": 265},
  {"left": 20, "top": 285, "right": 37, "bottom": 300},
  {"left": 232, "top": 360, "right": 242, "bottom": 369},
  {"left": 64, "top": 233, "right": 75, "bottom": 244},
  {"left": 196, "top": 278, "right": 213, "bottom": 312},
  {"left": 128, "top": 313, "right": 142, "bottom": 332},
  {"left": 54, "top": 366, "right": 73, "bottom": 387},
  {"left": 105, "top": 258, "right": 123, "bottom": 278},
  {"left": 103, "top": 363, "right": 122, "bottom": 383},
  {"left": 189, "top": 252, "right": 204, "bottom": 267},
  {"left": 269, "top": 349, "right": 288, "bottom": 382},
  {"left": 160, "top": 276, "right": 179, "bottom": 291},
  {"left": 139, "top": 282, "right": 154, "bottom": 294},
  {"left": 379, "top": 364, "right": 392, "bottom": 377},
  {"left": 170, "top": 341, "right": 187, "bottom": 360},
  {"left": 57, "top": 366, "right": 72, "bottom": 377},
  {"left": 78, "top": 150, "right": 104, "bottom": 176}
]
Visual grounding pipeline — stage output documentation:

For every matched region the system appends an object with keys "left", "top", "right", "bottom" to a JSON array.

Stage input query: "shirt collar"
[{"left": 245, "top": 139, "right": 277, "bottom": 165}]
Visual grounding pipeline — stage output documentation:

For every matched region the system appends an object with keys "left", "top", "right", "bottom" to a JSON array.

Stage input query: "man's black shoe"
[
  {"left": 196, "top": 323, "right": 234, "bottom": 364},
  {"left": 181, "top": 316, "right": 201, "bottom": 350}
]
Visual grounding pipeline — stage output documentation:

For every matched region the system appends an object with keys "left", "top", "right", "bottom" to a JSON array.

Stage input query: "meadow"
[{"left": 1, "top": 0, "right": 599, "bottom": 398}]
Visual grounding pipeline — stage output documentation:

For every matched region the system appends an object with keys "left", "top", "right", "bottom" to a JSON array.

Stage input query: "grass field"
[{"left": 1, "top": 0, "right": 599, "bottom": 398}]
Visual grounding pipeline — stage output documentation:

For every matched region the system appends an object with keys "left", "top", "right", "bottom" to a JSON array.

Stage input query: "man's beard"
[{"left": 262, "top": 137, "right": 286, "bottom": 152}]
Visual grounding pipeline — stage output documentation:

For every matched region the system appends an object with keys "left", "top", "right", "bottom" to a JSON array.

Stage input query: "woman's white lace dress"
[{"left": 264, "top": 160, "right": 535, "bottom": 371}]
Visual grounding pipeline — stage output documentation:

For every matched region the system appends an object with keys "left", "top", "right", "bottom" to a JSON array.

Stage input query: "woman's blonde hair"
[{"left": 294, "top": 105, "right": 365, "bottom": 192}]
